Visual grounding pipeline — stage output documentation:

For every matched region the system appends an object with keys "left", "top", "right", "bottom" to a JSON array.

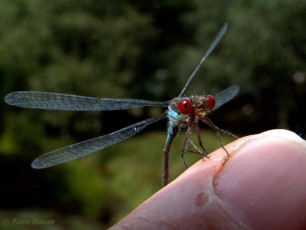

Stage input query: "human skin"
[{"left": 110, "top": 129, "right": 306, "bottom": 230}]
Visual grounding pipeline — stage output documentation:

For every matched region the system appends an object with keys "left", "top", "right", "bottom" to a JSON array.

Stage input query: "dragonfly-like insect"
[{"left": 5, "top": 23, "right": 239, "bottom": 186}]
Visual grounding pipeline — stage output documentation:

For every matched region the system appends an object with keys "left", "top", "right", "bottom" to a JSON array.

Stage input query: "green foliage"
[
  {"left": 0, "top": 0, "right": 304, "bottom": 228},
  {"left": 174, "top": 0, "right": 305, "bottom": 134}
]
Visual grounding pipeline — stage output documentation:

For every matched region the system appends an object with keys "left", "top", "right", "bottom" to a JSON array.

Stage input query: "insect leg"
[
  {"left": 201, "top": 116, "right": 232, "bottom": 155},
  {"left": 194, "top": 122, "right": 210, "bottom": 158},
  {"left": 180, "top": 119, "right": 194, "bottom": 168}
]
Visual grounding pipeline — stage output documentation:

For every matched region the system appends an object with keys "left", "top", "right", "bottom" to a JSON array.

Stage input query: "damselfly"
[{"left": 5, "top": 23, "right": 239, "bottom": 186}]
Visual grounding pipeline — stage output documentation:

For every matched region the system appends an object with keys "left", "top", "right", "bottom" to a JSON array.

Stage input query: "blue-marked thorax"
[{"left": 166, "top": 102, "right": 189, "bottom": 136}]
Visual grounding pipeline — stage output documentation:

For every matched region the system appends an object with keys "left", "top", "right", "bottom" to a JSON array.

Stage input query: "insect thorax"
[{"left": 167, "top": 98, "right": 190, "bottom": 131}]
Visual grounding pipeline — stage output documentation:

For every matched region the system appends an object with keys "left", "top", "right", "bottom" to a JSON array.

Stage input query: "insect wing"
[
  {"left": 31, "top": 114, "right": 166, "bottom": 169},
  {"left": 213, "top": 85, "right": 239, "bottom": 111},
  {"left": 178, "top": 23, "right": 228, "bottom": 97},
  {"left": 4, "top": 91, "right": 167, "bottom": 111}
]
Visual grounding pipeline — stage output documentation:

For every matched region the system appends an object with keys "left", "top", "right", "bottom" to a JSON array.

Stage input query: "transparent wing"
[
  {"left": 213, "top": 85, "right": 239, "bottom": 111},
  {"left": 178, "top": 23, "right": 228, "bottom": 97},
  {"left": 31, "top": 114, "right": 166, "bottom": 169},
  {"left": 5, "top": 91, "right": 167, "bottom": 111}
]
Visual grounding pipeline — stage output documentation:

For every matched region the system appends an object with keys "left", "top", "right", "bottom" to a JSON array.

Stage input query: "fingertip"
[
  {"left": 215, "top": 129, "right": 306, "bottom": 230},
  {"left": 111, "top": 130, "right": 306, "bottom": 230}
]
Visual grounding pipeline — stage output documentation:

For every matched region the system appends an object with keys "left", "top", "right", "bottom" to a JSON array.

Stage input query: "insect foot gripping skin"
[
  {"left": 162, "top": 86, "right": 238, "bottom": 186},
  {"left": 4, "top": 22, "right": 239, "bottom": 187}
]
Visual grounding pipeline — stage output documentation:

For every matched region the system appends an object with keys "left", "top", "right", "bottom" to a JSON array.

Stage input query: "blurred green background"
[{"left": 0, "top": 0, "right": 305, "bottom": 229}]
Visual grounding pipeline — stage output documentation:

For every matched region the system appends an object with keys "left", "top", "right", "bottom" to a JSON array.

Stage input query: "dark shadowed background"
[{"left": 0, "top": 0, "right": 305, "bottom": 229}]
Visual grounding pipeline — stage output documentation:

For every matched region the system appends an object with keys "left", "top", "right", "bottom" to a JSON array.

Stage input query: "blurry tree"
[
  {"left": 0, "top": 0, "right": 157, "bottom": 224},
  {"left": 0, "top": 0, "right": 305, "bottom": 227},
  {"left": 0, "top": 0, "right": 156, "bottom": 151},
  {"left": 173, "top": 0, "right": 305, "bottom": 134}
]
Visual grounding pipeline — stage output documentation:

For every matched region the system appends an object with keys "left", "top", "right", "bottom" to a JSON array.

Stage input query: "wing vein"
[
  {"left": 5, "top": 91, "right": 168, "bottom": 111},
  {"left": 31, "top": 114, "right": 167, "bottom": 168}
]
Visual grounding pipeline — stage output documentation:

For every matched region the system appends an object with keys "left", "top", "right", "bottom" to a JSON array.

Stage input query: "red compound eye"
[
  {"left": 178, "top": 100, "right": 193, "bottom": 114},
  {"left": 207, "top": 95, "right": 215, "bottom": 110}
]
